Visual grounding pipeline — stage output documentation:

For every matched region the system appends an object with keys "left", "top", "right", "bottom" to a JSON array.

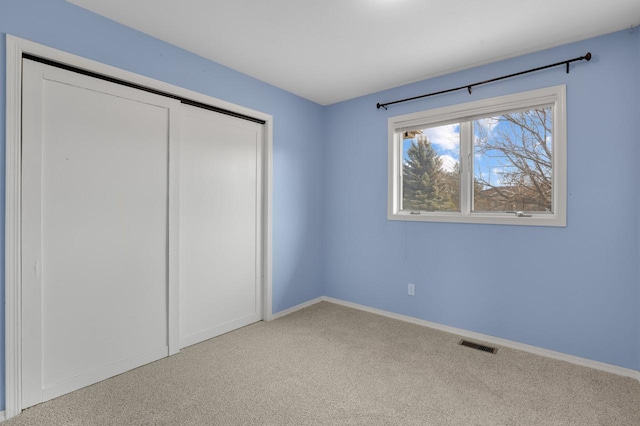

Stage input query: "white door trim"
[{"left": 4, "top": 34, "right": 274, "bottom": 420}]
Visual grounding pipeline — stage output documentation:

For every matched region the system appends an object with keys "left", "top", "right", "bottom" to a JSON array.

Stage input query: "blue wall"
[
  {"left": 324, "top": 29, "right": 640, "bottom": 371},
  {"left": 0, "top": 0, "right": 326, "bottom": 410},
  {"left": 1, "top": 0, "right": 640, "bottom": 414}
]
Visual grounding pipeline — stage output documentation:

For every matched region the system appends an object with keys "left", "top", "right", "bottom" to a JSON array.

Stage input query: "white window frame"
[{"left": 388, "top": 85, "right": 567, "bottom": 227}]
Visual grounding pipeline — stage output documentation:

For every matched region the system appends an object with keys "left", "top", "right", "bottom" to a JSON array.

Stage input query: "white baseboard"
[
  {"left": 271, "top": 296, "right": 325, "bottom": 320},
  {"left": 0, "top": 410, "right": 5, "bottom": 421},
  {"left": 275, "top": 296, "right": 640, "bottom": 382}
]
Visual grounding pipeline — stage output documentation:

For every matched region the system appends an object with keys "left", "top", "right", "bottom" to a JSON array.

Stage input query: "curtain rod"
[{"left": 376, "top": 52, "right": 592, "bottom": 110}]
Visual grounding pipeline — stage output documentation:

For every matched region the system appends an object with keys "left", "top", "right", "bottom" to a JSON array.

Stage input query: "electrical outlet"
[{"left": 408, "top": 283, "right": 415, "bottom": 296}]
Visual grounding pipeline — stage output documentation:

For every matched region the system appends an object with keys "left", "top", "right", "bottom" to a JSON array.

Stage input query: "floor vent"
[{"left": 459, "top": 339, "right": 498, "bottom": 354}]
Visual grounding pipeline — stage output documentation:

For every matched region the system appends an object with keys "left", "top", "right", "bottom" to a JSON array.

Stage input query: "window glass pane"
[
  {"left": 473, "top": 107, "right": 553, "bottom": 213},
  {"left": 401, "top": 124, "right": 460, "bottom": 212}
]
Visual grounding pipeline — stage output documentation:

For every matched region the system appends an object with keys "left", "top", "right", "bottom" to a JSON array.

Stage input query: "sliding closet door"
[
  {"left": 180, "top": 105, "right": 263, "bottom": 348},
  {"left": 21, "top": 59, "right": 178, "bottom": 408}
]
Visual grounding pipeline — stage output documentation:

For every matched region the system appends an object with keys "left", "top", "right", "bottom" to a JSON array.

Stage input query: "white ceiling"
[{"left": 67, "top": 0, "right": 640, "bottom": 106}]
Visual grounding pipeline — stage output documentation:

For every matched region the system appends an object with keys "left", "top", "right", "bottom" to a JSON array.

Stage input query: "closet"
[{"left": 20, "top": 59, "right": 263, "bottom": 407}]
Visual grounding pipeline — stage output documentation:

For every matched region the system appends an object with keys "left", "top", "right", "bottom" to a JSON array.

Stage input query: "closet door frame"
[{"left": 4, "top": 35, "right": 274, "bottom": 420}]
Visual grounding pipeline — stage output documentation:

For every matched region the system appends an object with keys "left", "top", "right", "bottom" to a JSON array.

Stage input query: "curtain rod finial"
[{"left": 584, "top": 52, "right": 592, "bottom": 61}]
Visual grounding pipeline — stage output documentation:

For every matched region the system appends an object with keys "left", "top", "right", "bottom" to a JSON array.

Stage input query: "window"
[{"left": 388, "top": 85, "right": 566, "bottom": 226}]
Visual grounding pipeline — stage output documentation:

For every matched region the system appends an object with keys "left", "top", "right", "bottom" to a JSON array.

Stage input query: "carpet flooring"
[{"left": 5, "top": 301, "right": 640, "bottom": 425}]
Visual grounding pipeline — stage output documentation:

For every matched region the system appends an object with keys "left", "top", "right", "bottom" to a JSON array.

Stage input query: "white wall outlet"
[{"left": 408, "top": 283, "right": 415, "bottom": 296}]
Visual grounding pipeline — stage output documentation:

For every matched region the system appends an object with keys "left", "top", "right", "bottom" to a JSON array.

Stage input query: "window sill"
[{"left": 388, "top": 210, "right": 566, "bottom": 227}]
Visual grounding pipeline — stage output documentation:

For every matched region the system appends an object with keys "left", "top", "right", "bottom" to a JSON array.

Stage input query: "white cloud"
[
  {"left": 476, "top": 117, "right": 499, "bottom": 133},
  {"left": 439, "top": 154, "right": 459, "bottom": 173},
  {"left": 422, "top": 124, "right": 459, "bottom": 151}
]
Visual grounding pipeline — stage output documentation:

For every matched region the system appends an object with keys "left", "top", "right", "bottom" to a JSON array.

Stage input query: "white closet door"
[
  {"left": 180, "top": 105, "right": 263, "bottom": 348},
  {"left": 21, "top": 60, "right": 178, "bottom": 407}
]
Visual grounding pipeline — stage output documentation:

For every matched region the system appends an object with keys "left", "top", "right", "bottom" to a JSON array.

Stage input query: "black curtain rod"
[{"left": 376, "top": 52, "right": 592, "bottom": 110}]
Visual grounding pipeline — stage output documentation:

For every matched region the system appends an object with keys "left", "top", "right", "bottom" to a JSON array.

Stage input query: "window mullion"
[
  {"left": 397, "top": 133, "right": 404, "bottom": 211},
  {"left": 459, "top": 121, "right": 472, "bottom": 215}
]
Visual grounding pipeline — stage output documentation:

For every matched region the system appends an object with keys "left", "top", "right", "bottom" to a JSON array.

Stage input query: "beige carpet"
[{"left": 6, "top": 301, "right": 640, "bottom": 425}]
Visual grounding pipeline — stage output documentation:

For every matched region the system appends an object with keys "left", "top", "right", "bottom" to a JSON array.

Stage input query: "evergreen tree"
[{"left": 403, "top": 136, "right": 456, "bottom": 211}]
